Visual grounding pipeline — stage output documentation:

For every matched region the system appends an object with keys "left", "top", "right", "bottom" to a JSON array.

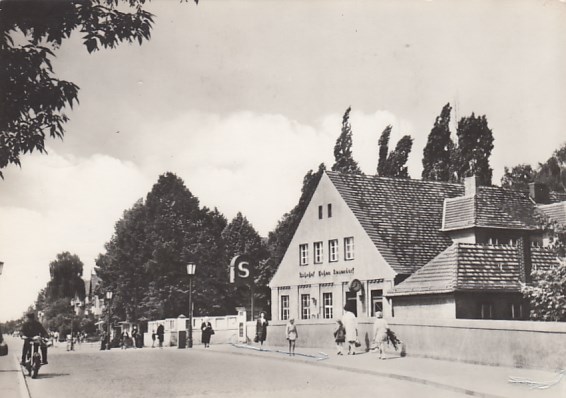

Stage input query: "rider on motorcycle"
[{"left": 20, "top": 312, "right": 49, "bottom": 366}]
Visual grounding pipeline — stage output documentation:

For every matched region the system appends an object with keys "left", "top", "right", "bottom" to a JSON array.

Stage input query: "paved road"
[{"left": 18, "top": 341, "right": 470, "bottom": 398}]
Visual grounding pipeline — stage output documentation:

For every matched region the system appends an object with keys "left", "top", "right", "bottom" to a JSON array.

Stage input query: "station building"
[{"left": 269, "top": 171, "right": 564, "bottom": 324}]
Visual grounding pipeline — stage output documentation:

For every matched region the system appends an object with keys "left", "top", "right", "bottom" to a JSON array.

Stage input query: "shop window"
[
  {"left": 299, "top": 244, "right": 309, "bottom": 266},
  {"left": 322, "top": 292, "right": 333, "bottom": 319},
  {"left": 327, "top": 203, "right": 333, "bottom": 218},
  {"left": 280, "top": 295, "right": 289, "bottom": 321},
  {"left": 301, "top": 294, "right": 311, "bottom": 320},
  {"left": 318, "top": 205, "right": 323, "bottom": 219},
  {"left": 329, "top": 239, "right": 338, "bottom": 262},
  {"left": 370, "top": 289, "right": 383, "bottom": 317},
  {"left": 314, "top": 241, "right": 323, "bottom": 264},
  {"left": 344, "top": 237, "right": 354, "bottom": 260}
]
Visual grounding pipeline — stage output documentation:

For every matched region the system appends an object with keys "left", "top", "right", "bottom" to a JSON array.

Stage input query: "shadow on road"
[{"left": 30, "top": 372, "right": 70, "bottom": 379}]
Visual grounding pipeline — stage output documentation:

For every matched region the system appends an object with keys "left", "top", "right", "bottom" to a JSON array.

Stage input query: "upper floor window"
[
  {"left": 327, "top": 203, "right": 333, "bottom": 218},
  {"left": 329, "top": 239, "right": 338, "bottom": 262},
  {"left": 344, "top": 237, "right": 354, "bottom": 260},
  {"left": 314, "top": 241, "right": 323, "bottom": 264},
  {"left": 318, "top": 205, "right": 323, "bottom": 219},
  {"left": 299, "top": 244, "right": 309, "bottom": 266}
]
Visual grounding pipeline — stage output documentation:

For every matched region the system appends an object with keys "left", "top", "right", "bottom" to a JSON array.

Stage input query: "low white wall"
[{"left": 251, "top": 318, "right": 566, "bottom": 370}]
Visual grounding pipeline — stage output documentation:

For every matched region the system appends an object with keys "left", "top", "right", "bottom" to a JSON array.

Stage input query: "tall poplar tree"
[
  {"left": 332, "top": 107, "right": 362, "bottom": 174},
  {"left": 377, "top": 125, "right": 392, "bottom": 176},
  {"left": 455, "top": 113, "right": 494, "bottom": 186},
  {"left": 377, "top": 126, "right": 413, "bottom": 179},
  {"left": 422, "top": 103, "right": 454, "bottom": 181}
]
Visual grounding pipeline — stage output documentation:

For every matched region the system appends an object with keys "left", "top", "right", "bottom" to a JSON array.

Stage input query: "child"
[
  {"left": 334, "top": 320, "right": 346, "bottom": 355},
  {"left": 285, "top": 319, "right": 298, "bottom": 356}
]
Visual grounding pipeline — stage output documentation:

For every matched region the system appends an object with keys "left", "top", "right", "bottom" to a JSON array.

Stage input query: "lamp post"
[
  {"left": 106, "top": 291, "right": 113, "bottom": 350},
  {"left": 69, "top": 298, "right": 76, "bottom": 351},
  {"left": 186, "top": 263, "right": 196, "bottom": 348}
]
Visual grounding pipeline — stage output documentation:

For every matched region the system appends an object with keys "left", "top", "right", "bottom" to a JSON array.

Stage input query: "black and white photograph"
[{"left": 1, "top": 1, "right": 565, "bottom": 397}]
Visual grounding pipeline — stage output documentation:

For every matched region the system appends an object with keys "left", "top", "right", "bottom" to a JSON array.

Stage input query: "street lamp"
[
  {"left": 106, "top": 291, "right": 113, "bottom": 350},
  {"left": 186, "top": 263, "right": 196, "bottom": 348},
  {"left": 69, "top": 298, "right": 77, "bottom": 351}
]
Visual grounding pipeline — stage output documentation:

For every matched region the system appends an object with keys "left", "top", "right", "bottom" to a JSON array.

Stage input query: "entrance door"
[{"left": 345, "top": 291, "right": 357, "bottom": 316}]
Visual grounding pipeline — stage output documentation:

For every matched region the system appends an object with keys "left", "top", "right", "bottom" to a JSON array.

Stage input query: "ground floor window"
[
  {"left": 510, "top": 303, "right": 524, "bottom": 319},
  {"left": 322, "top": 292, "right": 333, "bottom": 319},
  {"left": 301, "top": 294, "right": 311, "bottom": 319},
  {"left": 280, "top": 295, "right": 289, "bottom": 320},
  {"left": 370, "top": 289, "right": 383, "bottom": 316},
  {"left": 480, "top": 303, "right": 493, "bottom": 319}
]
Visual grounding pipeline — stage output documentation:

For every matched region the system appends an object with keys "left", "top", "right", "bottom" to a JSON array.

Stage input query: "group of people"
[{"left": 282, "top": 304, "right": 390, "bottom": 358}]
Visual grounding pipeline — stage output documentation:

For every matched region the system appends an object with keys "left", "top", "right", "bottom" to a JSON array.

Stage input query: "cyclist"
[{"left": 20, "top": 312, "right": 49, "bottom": 365}]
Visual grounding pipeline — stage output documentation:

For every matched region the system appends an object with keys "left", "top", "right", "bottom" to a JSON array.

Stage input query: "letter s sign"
[
  {"left": 237, "top": 261, "right": 250, "bottom": 279},
  {"left": 230, "top": 254, "right": 254, "bottom": 286}
]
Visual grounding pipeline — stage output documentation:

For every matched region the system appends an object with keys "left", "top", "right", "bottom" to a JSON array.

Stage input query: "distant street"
[{"left": 11, "top": 338, "right": 469, "bottom": 398}]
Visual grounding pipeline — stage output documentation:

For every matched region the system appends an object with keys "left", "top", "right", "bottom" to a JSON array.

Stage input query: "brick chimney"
[
  {"left": 516, "top": 236, "right": 532, "bottom": 284},
  {"left": 528, "top": 182, "right": 549, "bottom": 204},
  {"left": 464, "top": 176, "right": 479, "bottom": 196}
]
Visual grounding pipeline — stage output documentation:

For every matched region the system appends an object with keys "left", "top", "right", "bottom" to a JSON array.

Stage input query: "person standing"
[
  {"left": 372, "top": 311, "right": 389, "bottom": 359},
  {"left": 285, "top": 319, "right": 298, "bottom": 356},
  {"left": 255, "top": 312, "right": 269, "bottom": 348},
  {"left": 200, "top": 318, "right": 214, "bottom": 348},
  {"left": 334, "top": 320, "right": 346, "bottom": 355},
  {"left": 151, "top": 329, "right": 156, "bottom": 348},
  {"left": 342, "top": 303, "right": 358, "bottom": 355},
  {"left": 156, "top": 324, "right": 164, "bottom": 348}
]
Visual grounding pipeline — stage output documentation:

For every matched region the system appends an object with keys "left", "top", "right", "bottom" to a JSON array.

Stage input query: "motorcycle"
[{"left": 22, "top": 336, "right": 47, "bottom": 379}]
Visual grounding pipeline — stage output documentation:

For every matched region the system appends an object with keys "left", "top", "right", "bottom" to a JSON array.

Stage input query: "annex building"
[{"left": 269, "top": 171, "right": 564, "bottom": 323}]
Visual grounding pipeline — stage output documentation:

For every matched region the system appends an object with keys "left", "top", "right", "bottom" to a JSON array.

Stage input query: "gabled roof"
[
  {"left": 387, "top": 243, "right": 560, "bottom": 297},
  {"left": 443, "top": 186, "right": 543, "bottom": 231},
  {"left": 326, "top": 171, "right": 463, "bottom": 274},
  {"left": 538, "top": 201, "right": 566, "bottom": 226}
]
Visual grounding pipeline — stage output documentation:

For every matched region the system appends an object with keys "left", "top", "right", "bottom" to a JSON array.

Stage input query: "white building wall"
[{"left": 270, "top": 173, "right": 397, "bottom": 322}]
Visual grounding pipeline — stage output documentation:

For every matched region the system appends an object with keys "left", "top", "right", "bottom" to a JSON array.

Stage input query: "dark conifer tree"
[
  {"left": 455, "top": 113, "right": 494, "bottom": 186},
  {"left": 422, "top": 103, "right": 454, "bottom": 181},
  {"left": 332, "top": 107, "right": 363, "bottom": 174}
]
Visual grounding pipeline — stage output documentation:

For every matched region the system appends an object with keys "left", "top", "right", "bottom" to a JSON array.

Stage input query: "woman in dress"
[
  {"left": 255, "top": 312, "right": 269, "bottom": 348},
  {"left": 342, "top": 303, "right": 358, "bottom": 355},
  {"left": 200, "top": 318, "right": 213, "bottom": 348},
  {"left": 372, "top": 311, "right": 389, "bottom": 359}
]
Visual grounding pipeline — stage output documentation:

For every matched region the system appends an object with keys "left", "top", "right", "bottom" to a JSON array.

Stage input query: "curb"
[
  {"left": 196, "top": 345, "right": 506, "bottom": 398},
  {"left": 12, "top": 354, "right": 31, "bottom": 398}
]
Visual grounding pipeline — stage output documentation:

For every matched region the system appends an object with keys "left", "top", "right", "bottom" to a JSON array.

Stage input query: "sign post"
[{"left": 230, "top": 254, "right": 255, "bottom": 320}]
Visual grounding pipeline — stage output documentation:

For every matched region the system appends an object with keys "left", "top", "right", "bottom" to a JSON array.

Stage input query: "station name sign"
[{"left": 299, "top": 267, "right": 355, "bottom": 279}]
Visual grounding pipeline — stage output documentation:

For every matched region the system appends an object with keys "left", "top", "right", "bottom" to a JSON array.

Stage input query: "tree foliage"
[
  {"left": 376, "top": 125, "right": 413, "bottom": 178},
  {"left": 501, "top": 143, "right": 566, "bottom": 192},
  {"left": 332, "top": 107, "right": 362, "bottom": 175},
  {"left": 422, "top": 103, "right": 455, "bottom": 182},
  {"left": 522, "top": 260, "right": 566, "bottom": 321},
  {"left": 46, "top": 252, "right": 86, "bottom": 301},
  {"left": 0, "top": 0, "right": 193, "bottom": 178},
  {"left": 455, "top": 113, "right": 494, "bottom": 186}
]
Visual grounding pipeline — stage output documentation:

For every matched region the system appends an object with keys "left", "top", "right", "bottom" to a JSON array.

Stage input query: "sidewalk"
[
  {"left": 0, "top": 337, "right": 28, "bottom": 398},
  {"left": 201, "top": 343, "right": 566, "bottom": 398}
]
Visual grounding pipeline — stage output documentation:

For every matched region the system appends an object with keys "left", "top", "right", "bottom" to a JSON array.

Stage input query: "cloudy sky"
[{"left": 1, "top": 0, "right": 565, "bottom": 322}]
